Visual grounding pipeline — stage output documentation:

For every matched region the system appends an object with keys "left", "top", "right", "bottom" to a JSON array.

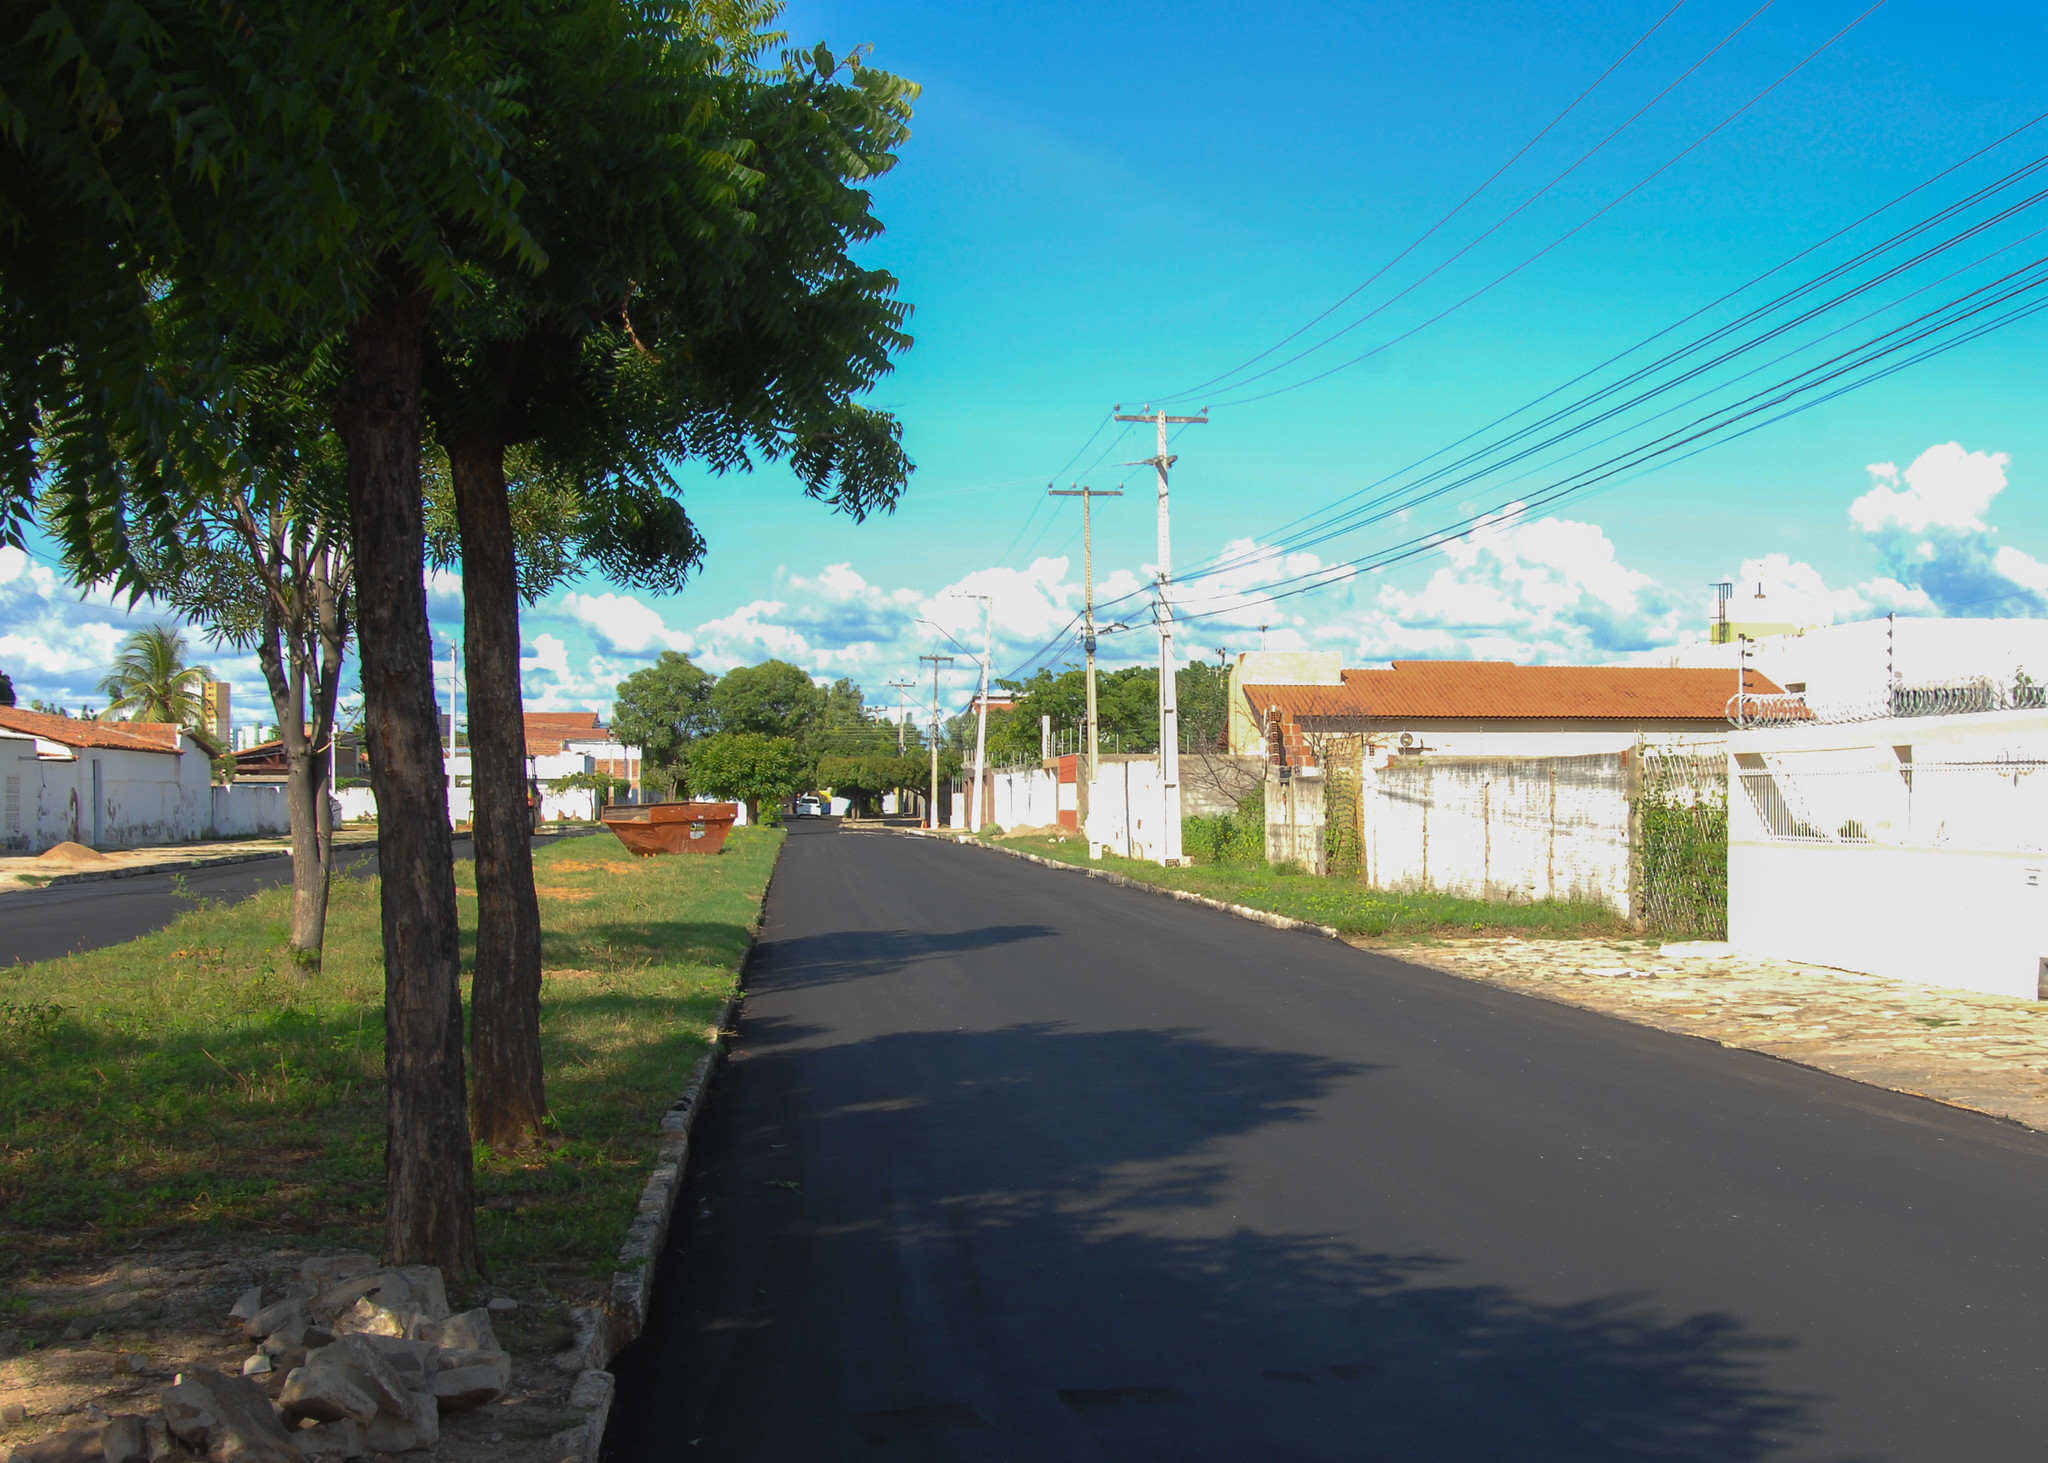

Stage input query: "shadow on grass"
[{"left": 607, "top": 1015, "right": 1820, "bottom": 1461}]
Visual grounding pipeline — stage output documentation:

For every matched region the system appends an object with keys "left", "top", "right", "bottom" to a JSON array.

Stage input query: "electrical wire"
[
  {"left": 1207, "top": 0, "right": 1892, "bottom": 409},
  {"left": 1172, "top": 129, "right": 2048, "bottom": 586},
  {"left": 1154, "top": 0, "right": 1696, "bottom": 403}
]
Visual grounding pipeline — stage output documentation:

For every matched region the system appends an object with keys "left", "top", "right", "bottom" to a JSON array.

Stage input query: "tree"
[
  {"left": 11, "top": 0, "right": 543, "bottom": 1278},
  {"left": 689, "top": 731, "right": 807, "bottom": 823},
  {"left": 713, "top": 660, "right": 825, "bottom": 741},
  {"left": 417, "top": 4, "right": 913, "bottom": 1150},
  {"left": 0, "top": 668, "right": 13, "bottom": 706},
  {"left": 611, "top": 653, "right": 717, "bottom": 790},
  {"left": 98, "top": 625, "right": 212, "bottom": 733}
]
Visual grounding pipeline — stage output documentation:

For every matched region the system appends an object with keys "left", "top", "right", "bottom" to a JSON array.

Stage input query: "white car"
[{"left": 794, "top": 794, "right": 824, "bottom": 818}]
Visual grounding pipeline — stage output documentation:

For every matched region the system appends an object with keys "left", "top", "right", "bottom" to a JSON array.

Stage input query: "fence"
[
  {"left": 1632, "top": 745, "right": 1728, "bottom": 939},
  {"left": 1735, "top": 757, "right": 2048, "bottom": 852}
]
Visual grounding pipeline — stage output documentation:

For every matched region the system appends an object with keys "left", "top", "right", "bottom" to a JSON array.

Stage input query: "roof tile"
[{"left": 0, "top": 707, "right": 189, "bottom": 752}]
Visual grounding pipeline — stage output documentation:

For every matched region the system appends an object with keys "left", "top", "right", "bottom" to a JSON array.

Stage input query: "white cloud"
[
  {"left": 1368, "top": 504, "right": 1681, "bottom": 662},
  {"left": 1844, "top": 442, "right": 2046, "bottom": 614},
  {"left": 1851, "top": 444, "right": 2007, "bottom": 535},
  {"left": 559, "top": 591, "right": 693, "bottom": 654}
]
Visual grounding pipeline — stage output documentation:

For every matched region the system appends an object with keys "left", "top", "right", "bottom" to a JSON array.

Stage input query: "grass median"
[
  {"left": 0, "top": 826, "right": 782, "bottom": 1291},
  {"left": 990, "top": 831, "right": 1629, "bottom": 941}
]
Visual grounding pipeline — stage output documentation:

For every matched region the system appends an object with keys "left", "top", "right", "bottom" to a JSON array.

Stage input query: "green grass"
[
  {"left": 0, "top": 827, "right": 783, "bottom": 1291},
  {"left": 992, "top": 833, "right": 1629, "bottom": 941}
]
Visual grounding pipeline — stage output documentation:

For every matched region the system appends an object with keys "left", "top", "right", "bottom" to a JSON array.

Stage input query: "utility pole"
[
  {"left": 963, "top": 593, "right": 994, "bottom": 832},
  {"left": 920, "top": 653, "right": 954, "bottom": 829},
  {"left": 1116, "top": 404, "right": 1207, "bottom": 864},
  {"left": 1048, "top": 484, "right": 1122, "bottom": 790},
  {"left": 887, "top": 679, "right": 916, "bottom": 754}
]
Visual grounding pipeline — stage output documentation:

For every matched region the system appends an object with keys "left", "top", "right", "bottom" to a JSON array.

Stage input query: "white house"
[{"left": 0, "top": 707, "right": 214, "bottom": 852}]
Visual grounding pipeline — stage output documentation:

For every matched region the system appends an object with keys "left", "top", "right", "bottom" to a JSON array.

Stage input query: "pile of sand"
[{"left": 36, "top": 840, "right": 110, "bottom": 863}]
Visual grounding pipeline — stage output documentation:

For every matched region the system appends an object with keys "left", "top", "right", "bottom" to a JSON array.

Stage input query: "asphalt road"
[
  {"left": 606, "top": 822, "right": 2048, "bottom": 1462},
  {"left": 0, "top": 830, "right": 592, "bottom": 965}
]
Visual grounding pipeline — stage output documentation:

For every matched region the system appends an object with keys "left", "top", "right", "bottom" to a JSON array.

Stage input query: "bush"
[{"left": 1185, "top": 793, "right": 1265, "bottom": 866}]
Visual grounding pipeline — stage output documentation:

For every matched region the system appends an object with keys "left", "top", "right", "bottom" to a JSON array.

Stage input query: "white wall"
[
  {"left": 1729, "top": 708, "right": 2048, "bottom": 997},
  {"left": 1364, "top": 752, "right": 1633, "bottom": 914},
  {"left": 990, "top": 767, "right": 1059, "bottom": 830},
  {"left": 1, "top": 732, "right": 36, "bottom": 850},
  {"left": 208, "top": 782, "right": 292, "bottom": 838},
  {"left": 33, "top": 741, "right": 211, "bottom": 851},
  {"left": 1084, "top": 759, "right": 1169, "bottom": 861}
]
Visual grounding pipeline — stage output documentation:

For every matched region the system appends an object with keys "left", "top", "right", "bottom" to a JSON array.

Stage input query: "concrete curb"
[
  {"left": 850, "top": 823, "right": 1343, "bottom": 942},
  {"left": 564, "top": 840, "right": 780, "bottom": 1463}
]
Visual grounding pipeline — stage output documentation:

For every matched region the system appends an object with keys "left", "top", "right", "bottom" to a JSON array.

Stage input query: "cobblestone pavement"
[{"left": 1361, "top": 936, "right": 2048, "bottom": 1134}]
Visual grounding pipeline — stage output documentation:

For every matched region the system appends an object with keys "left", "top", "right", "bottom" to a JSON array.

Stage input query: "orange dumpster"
[{"left": 601, "top": 801, "right": 740, "bottom": 855}]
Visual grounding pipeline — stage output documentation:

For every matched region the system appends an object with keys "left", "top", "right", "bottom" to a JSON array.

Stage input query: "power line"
[
  {"left": 1207, "top": 0, "right": 1894, "bottom": 409},
  {"left": 1172, "top": 127, "right": 2048, "bottom": 587},
  {"left": 1153, "top": 0, "right": 1697, "bottom": 402}
]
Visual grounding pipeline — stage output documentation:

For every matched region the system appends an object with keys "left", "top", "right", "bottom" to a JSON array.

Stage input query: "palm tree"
[{"left": 99, "top": 625, "right": 211, "bottom": 730}]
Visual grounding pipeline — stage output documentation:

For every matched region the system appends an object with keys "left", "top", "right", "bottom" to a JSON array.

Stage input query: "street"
[
  {"left": 0, "top": 830, "right": 590, "bottom": 965},
  {"left": 606, "top": 821, "right": 2048, "bottom": 1461}
]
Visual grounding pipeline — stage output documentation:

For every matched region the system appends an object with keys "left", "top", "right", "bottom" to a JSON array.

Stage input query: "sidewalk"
[
  {"left": 0, "top": 828, "right": 381, "bottom": 894},
  {"left": 1367, "top": 935, "right": 2048, "bottom": 1134}
]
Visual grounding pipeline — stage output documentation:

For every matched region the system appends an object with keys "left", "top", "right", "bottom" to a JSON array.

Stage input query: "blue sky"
[{"left": 5, "top": 0, "right": 2047, "bottom": 729}]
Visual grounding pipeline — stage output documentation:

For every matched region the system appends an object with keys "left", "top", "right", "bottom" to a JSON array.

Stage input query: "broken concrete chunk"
[
  {"left": 387, "top": 1267, "right": 448, "bottom": 1323},
  {"left": 160, "top": 1366, "right": 307, "bottom": 1462},
  {"left": 289, "top": 1419, "right": 363, "bottom": 1461},
  {"left": 566, "top": 1369, "right": 613, "bottom": 1412},
  {"left": 295, "top": 1257, "right": 376, "bottom": 1295},
  {"left": 429, "top": 1349, "right": 511, "bottom": 1412},
  {"left": 352, "top": 1336, "right": 436, "bottom": 1391},
  {"left": 484, "top": 1296, "right": 518, "bottom": 1314},
  {"left": 227, "top": 1286, "right": 264, "bottom": 1325},
  {"left": 328, "top": 1298, "right": 420, "bottom": 1342},
  {"left": 243, "top": 1299, "right": 307, "bottom": 1345},
  {"left": 438, "top": 1348, "right": 510, "bottom": 1390},
  {"left": 276, "top": 1336, "right": 409, "bottom": 1426},
  {"left": 359, "top": 1389, "right": 437, "bottom": 1455},
  {"left": 5, "top": 1425, "right": 104, "bottom": 1462},
  {"left": 100, "top": 1416, "right": 149, "bottom": 1463},
  {"left": 306, "top": 1278, "right": 380, "bottom": 1326},
  {"left": 143, "top": 1418, "right": 175, "bottom": 1463},
  {"left": 419, "top": 1308, "right": 498, "bottom": 1354},
  {"left": 241, "top": 1353, "right": 272, "bottom": 1377}
]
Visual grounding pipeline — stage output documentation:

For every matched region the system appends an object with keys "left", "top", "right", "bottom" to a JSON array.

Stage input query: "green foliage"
[
  {"left": 688, "top": 730, "right": 807, "bottom": 813},
  {"left": 98, "top": 624, "right": 210, "bottom": 728},
  {"left": 1637, "top": 803, "right": 1730, "bottom": 939},
  {"left": 610, "top": 652, "right": 716, "bottom": 780},
  {"left": 1183, "top": 794, "right": 1266, "bottom": 867},
  {"left": 0, "top": 668, "right": 14, "bottom": 706},
  {"left": 711, "top": 660, "right": 823, "bottom": 740}
]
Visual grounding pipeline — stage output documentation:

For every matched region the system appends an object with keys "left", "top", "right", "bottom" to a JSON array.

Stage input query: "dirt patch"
[
  {"left": 35, "top": 842, "right": 109, "bottom": 864},
  {"left": 549, "top": 861, "right": 639, "bottom": 875},
  {"left": 532, "top": 887, "right": 592, "bottom": 903},
  {"left": 541, "top": 969, "right": 607, "bottom": 983},
  {"left": 0, "top": 1242, "right": 595, "bottom": 1463}
]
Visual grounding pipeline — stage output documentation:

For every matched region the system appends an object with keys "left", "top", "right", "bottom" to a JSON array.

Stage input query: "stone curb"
[
  {"left": 564, "top": 840, "right": 780, "bottom": 1463},
  {"left": 849, "top": 823, "right": 1343, "bottom": 942}
]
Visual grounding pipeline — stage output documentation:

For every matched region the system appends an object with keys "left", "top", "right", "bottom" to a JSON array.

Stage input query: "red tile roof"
[
  {"left": 523, "top": 711, "right": 607, "bottom": 755},
  {"left": 0, "top": 707, "right": 189, "bottom": 752},
  {"left": 1244, "top": 661, "right": 1780, "bottom": 723}
]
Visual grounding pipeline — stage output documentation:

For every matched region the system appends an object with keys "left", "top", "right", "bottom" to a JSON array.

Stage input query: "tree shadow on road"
[
  {"left": 740, "top": 924, "right": 1061, "bottom": 989},
  {"left": 606, "top": 1015, "right": 1833, "bottom": 1462}
]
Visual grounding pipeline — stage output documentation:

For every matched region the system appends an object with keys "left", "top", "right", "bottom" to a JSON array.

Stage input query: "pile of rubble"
[{"left": 7, "top": 1256, "right": 518, "bottom": 1463}]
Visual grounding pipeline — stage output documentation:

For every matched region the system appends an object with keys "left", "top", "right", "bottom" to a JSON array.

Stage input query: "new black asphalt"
[{"left": 606, "top": 820, "right": 2048, "bottom": 1460}]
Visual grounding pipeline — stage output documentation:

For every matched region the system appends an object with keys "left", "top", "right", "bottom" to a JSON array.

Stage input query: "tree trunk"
[
  {"left": 335, "top": 288, "right": 477, "bottom": 1276},
  {"left": 286, "top": 743, "right": 331, "bottom": 953},
  {"left": 449, "top": 434, "right": 549, "bottom": 1150}
]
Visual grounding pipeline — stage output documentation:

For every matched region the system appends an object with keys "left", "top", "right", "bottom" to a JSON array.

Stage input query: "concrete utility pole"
[
  {"left": 963, "top": 593, "right": 994, "bottom": 832},
  {"left": 1048, "top": 485, "right": 1122, "bottom": 789},
  {"left": 1116, "top": 404, "right": 1207, "bottom": 864},
  {"left": 920, "top": 653, "right": 954, "bottom": 829},
  {"left": 887, "top": 679, "right": 916, "bottom": 754}
]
